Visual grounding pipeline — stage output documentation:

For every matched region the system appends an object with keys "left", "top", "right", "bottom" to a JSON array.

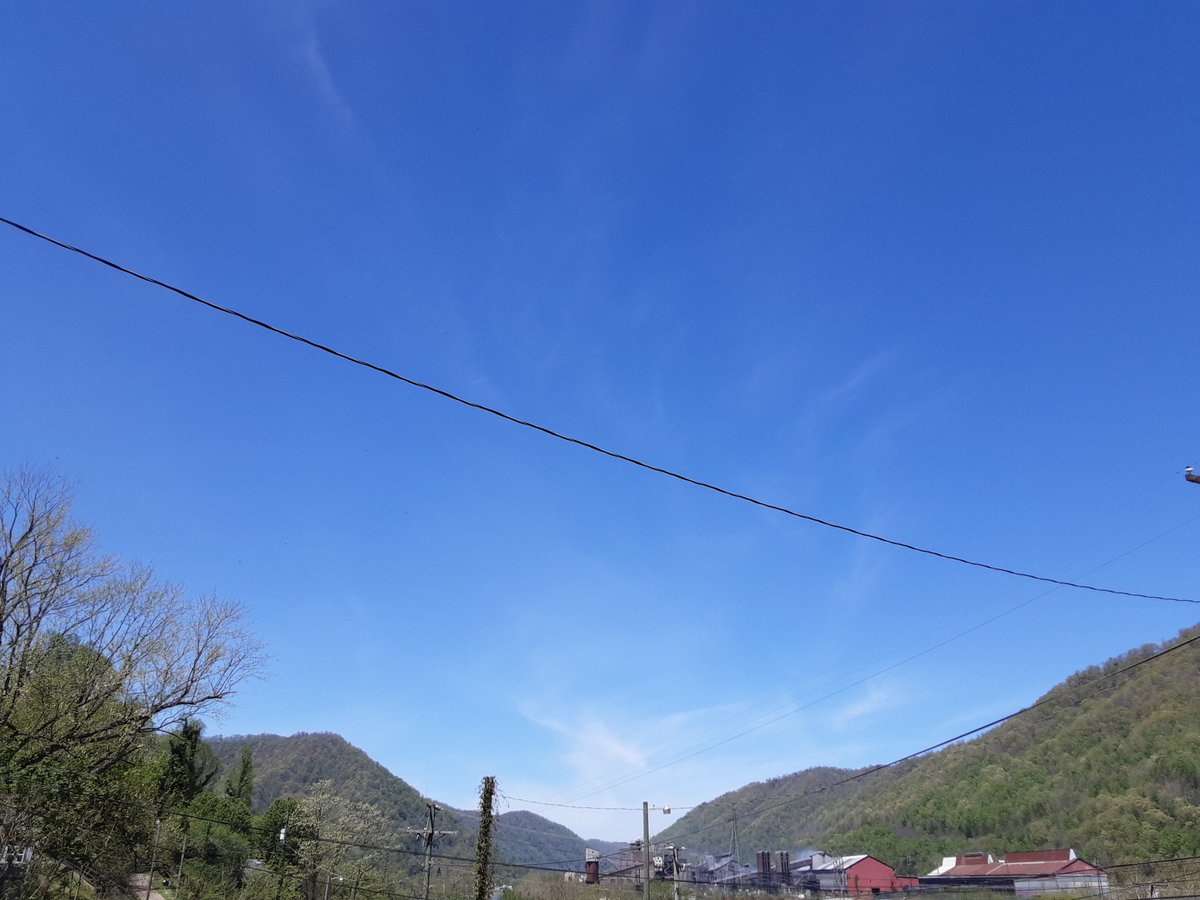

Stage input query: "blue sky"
[{"left": 2, "top": 2, "right": 1197, "bottom": 842}]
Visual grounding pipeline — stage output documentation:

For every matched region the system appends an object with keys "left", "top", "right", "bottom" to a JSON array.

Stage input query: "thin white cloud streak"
[
  {"left": 802, "top": 349, "right": 900, "bottom": 427},
  {"left": 830, "top": 682, "right": 907, "bottom": 729},
  {"left": 504, "top": 701, "right": 842, "bottom": 840},
  {"left": 294, "top": 18, "right": 355, "bottom": 128},
  {"left": 524, "top": 710, "right": 649, "bottom": 775},
  {"left": 300, "top": 37, "right": 353, "bottom": 124},
  {"left": 273, "top": 2, "right": 357, "bottom": 132}
]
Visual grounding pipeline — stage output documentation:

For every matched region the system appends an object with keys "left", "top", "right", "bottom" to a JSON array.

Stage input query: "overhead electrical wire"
[
  {"left": 15, "top": 739, "right": 1200, "bottom": 879},
  {"left": 486, "top": 625, "right": 1200, "bottom": 851},
  {"left": 519, "top": 508, "right": 1200, "bottom": 806},
  {"left": 1, "top": 214, "right": 1194, "bottom": 606},
  {"left": 497, "top": 796, "right": 646, "bottom": 812},
  {"left": 54, "top": 794, "right": 593, "bottom": 878},
  {"left": 465, "top": 440, "right": 1197, "bottom": 812},
  {"left": 1107, "top": 856, "right": 1200, "bottom": 871},
  {"left": 47, "top": 628, "right": 1196, "bottom": 879}
]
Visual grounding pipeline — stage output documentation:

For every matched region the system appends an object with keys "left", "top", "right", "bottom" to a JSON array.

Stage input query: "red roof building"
[
  {"left": 793, "top": 852, "right": 918, "bottom": 896},
  {"left": 921, "top": 849, "right": 1108, "bottom": 896}
]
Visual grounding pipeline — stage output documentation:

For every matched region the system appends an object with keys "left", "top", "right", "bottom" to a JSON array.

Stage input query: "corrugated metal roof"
[
  {"left": 935, "top": 850, "right": 1101, "bottom": 879},
  {"left": 811, "top": 855, "right": 869, "bottom": 872}
]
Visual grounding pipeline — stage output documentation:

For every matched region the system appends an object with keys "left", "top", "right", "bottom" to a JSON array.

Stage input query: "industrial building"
[
  {"left": 791, "top": 851, "right": 918, "bottom": 896},
  {"left": 921, "top": 849, "right": 1108, "bottom": 896}
]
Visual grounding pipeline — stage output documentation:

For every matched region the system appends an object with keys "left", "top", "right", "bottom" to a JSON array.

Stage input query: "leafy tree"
[
  {"left": 225, "top": 746, "right": 255, "bottom": 808},
  {"left": 160, "top": 719, "right": 220, "bottom": 811},
  {"left": 172, "top": 792, "right": 255, "bottom": 900},
  {"left": 0, "top": 468, "right": 265, "bottom": 888},
  {"left": 254, "top": 782, "right": 393, "bottom": 900}
]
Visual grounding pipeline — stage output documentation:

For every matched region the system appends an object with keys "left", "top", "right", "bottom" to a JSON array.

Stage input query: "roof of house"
[
  {"left": 815, "top": 855, "right": 870, "bottom": 872},
  {"left": 794, "top": 854, "right": 875, "bottom": 874},
  {"left": 927, "top": 850, "right": 1103, "bottom": 879}
]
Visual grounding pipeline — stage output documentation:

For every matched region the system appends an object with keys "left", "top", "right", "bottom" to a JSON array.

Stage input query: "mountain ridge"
[
  {"left": 207, "top": 731, "right": 622, "bottom": 870},
  {"left": 208, "top": 622, "right": 1200, "bottom": 875},
  {"left": 657, "top": 623, "right": 1200, "bottom": 873}
]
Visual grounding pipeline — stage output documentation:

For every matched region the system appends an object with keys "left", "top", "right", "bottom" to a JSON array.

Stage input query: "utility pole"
[
  {"left": 177, "top": 815, "right": 189, "bottom": 890},
  {"left": 642, "top": 803, "right": 651, "bottom": 900},
  {"left": 420, "top": 803, "right": 456, "bottom": 900},
  {"left": 669, "top": 846, "right": 682, "bottom": 900},
  {"left": 473, "top": 776, "right": 498, "bottom": 900},
  {"left": 146, "top": 818, "right": 161, "bottom": 900},
  {"left": 275, "top": 826, "right": 287, "bottom": 900},
  {"left": 1186, "top": 466, "right": 1200, "bottom": 485},
  {"left": 730, "top": 809, "right": 741, "bottom": 874}
]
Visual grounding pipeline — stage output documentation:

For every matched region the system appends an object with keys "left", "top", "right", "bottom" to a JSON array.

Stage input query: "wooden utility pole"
[
  {"left": 421, "top": 803, "right": 455, "bottom": 900},
  {"left": 146, "top": 818, "right": 162, "bottom": 900},
  {"left": 275, "top": 824, "right": 288, "bottom": 900},
  {"left": 642, "top": 803, "right": 651, "bottom": 900},
  {"left": 177, "top": 815, "right": 189, "bottom": 889}
]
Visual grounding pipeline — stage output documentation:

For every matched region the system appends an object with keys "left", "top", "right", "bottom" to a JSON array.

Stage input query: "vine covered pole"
[{"left": 473, "top": 777, "right": 497, "bottom": 900}]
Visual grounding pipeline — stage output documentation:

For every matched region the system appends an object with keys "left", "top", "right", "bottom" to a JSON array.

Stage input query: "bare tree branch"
[{"left": 0, "top": 467, "right": 267, "bottom": 778}]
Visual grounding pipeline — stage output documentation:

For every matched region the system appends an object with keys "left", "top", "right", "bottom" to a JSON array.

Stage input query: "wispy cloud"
[
  {"left": 295, "top": 19, "right": 354, "bottom": 127},
  {"left": 806, "top": 349, "right": 900, "bottom": 423},
  {"left": 527, "top": 710, "right": 649, "bottom": 775},
  {"left": 831, "top": 682, "right": 907, "bottom": 730},
  {"left": 503, "top": 699, "right": 827, "bottom": 839},
  {"left": 271, "top": 3, "right": 356, "bottom": 131}
]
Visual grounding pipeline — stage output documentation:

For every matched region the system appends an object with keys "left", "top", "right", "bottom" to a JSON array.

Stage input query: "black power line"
[
  {"left": 1, "top": 214, "right": 1194, "bottom": 606},
  {"left": 524, "top": 508, "right": 1200, "bottom": 806}
]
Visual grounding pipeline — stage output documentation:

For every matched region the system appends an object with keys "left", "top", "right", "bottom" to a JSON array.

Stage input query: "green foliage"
[
  {"left": 661, "top": 623, "right": 1200, "bottom": 873},
  {"left": 248, "top": 781, "right": 413, "bottom": 900},
  {"left": 208, "top": 733, "right": 437, "bottom": 833},
  {"left": 225, "top": 746, "right": 255, "bottom": 808},
  {"left": 456, "top": 810, "right": 618, "bottom": 880},
  {"left": 474, "top": 777, "right": 497, "bottom": 900},
  {"left": 0, "top": 469, "right": 262, "bottom": 895},
  {"left": 2, "top": 745, "right": 162, "bottom": 896},
  {"left": 160, "top": 719, "right": 220, "bottom": 811}
]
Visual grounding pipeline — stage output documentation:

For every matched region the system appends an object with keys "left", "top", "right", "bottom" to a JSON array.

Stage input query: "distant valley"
[{"left": 214, "top": 622, "right": 1200, "bottom": 875}]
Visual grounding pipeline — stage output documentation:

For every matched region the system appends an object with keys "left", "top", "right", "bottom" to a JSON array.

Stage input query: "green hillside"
[
  {"left": 207, "top": 732, "right": 623, "bottom": 872},
  {"left": 455, "top": 808, "right": 628, "bottom": 874},
  {"left": 208, "top": 732, "right": 456, "bottom": 842},
  {"left": 455, "top": 809, "right": 588, "bottom": 874},
  {"left": 658, "top": 623, "right": 1200, "bottom": 874}
]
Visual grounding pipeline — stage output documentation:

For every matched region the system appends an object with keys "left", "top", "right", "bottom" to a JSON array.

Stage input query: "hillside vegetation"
[
  {"left": 209, "top": 732, "right": 459, "bottom": 846},
  {"left": 207, "top": 624, "right": 1200, "bottom": 880},
  {"left": 208, "top": 732, "right": 626, "bottom": 872},
  {"left": 658, "top": 624, "right": 1200, "bottom": 874}
]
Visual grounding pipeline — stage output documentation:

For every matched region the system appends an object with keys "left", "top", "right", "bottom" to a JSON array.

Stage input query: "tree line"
[
  {"left": 0, "top": 468, "right": 264, "bottom": 898},
  {"left": 0, "top": 469, "right": 500, "bottom": 900}
]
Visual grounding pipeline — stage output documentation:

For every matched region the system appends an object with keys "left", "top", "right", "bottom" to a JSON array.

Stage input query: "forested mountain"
[
  {"left": 209, "top": 623, "right": 1200, "bottom": 880},
  {"left": 453, "top": 808, "right": 626, "bottom": 874},
  {"left": 658, "top": 623, "right": 1200, "bottom": 874},
  {"left": 208, "top": 732, "right": 625, "bottom": 871},
  {"left": 209, "top": 732, "right": 455, "bottom": 842}
]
